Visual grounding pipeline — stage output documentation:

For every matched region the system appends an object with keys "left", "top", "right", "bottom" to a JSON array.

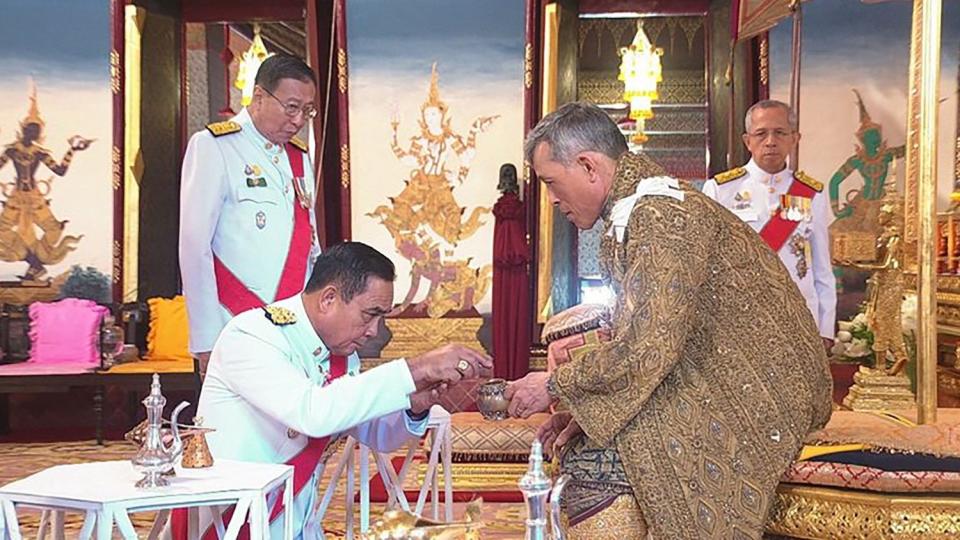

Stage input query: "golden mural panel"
[
  {"left": 380, "top": 317, "right": 484, "bottom": 359},
  {"left": 366, "top": 64, "right": 495, "bottom": 318}
]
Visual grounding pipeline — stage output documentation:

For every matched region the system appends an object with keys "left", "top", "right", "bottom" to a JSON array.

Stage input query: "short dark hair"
[
  {"left": 304, "top": 242, "right": 396, "bottom": 302},
  {"left": 255, "top": 54, "right": 316, "bottom": 93}
]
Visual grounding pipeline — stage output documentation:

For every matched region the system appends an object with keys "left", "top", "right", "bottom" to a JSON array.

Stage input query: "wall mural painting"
[
  {"left": 0, "top": 83, "right": 93, "bottom": 284},
  {"left": 348, "top": 0, "right": 525, "bottom": 325},
  {"left": 368, "top": 64, "right": 498, "bottom": 318},
  {"left": 0, "top": 2, "right": 112, "bottom": 303}
]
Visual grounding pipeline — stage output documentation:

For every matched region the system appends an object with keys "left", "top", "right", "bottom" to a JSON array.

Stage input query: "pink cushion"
[{"left": 29, "top": 298, "right": 109, "bottom": 366}]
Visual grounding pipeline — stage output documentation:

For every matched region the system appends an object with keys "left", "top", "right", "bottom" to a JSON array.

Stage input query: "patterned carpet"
[{"left": 0, "top": 440, "right": 528, "bottom": 539}]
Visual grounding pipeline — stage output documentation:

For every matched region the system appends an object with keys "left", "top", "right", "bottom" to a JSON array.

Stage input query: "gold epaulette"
[
  {"left": 794, "top": 170, "right": 823, "bottom": 192},
  {"left": 713, "top": 166, "right": 747, "bottom": 185},
  {"left": 205, "top": 121, "right": 242, "bottom": 137},
  {"left": 263, "top": 306, "right": 297, "bottom": 326},
  {"left": 289, "top": 136, "right": 308, "bottom": 152}
]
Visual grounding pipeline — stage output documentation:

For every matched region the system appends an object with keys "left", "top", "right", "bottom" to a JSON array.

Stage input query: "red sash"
[
  {"left": 171, "top": 354, "right": 348, "bottom": 540},
  {"left": 213, "top": 142, "right": 313, "bottom": 315},
  {"left": 757, "top": 176, "right": 816, "bottom": 252}
]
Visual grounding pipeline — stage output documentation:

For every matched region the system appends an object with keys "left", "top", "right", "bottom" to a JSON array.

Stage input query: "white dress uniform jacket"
[
  {"left": 197, "top": 294, "right": 428, "bottom": 539},
  {"left": 702, "top": 159, "right": 836, "bottom": 338},
  {"left": 179, "top": 108, "right": 322, "bottom": 354}
]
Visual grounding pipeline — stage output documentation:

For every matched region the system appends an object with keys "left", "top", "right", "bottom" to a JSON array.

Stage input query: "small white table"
[{"left": 0, "top": 460, "right": 294, "bottom": 540}]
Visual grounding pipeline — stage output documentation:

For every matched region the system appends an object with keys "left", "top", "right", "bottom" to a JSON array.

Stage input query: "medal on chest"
[
  {"left": 733, "top": 188, "right": 752, "bottom": 210},
  {"left": 788, "top": 233, "right": 812, "bottom": 278},
  {"left": 778, "top": 194, "right": 812, "bottom": 222},
  {"left": 292, "top": 175, "right": 312, "bottom": 209}
]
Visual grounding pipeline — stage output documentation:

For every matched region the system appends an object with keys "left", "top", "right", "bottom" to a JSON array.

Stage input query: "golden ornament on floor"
[
  {"left": 360, "top": 498, "right": 484, "bottom": 540},
  {"left": 181, "top": 417, "right": 215, "bottom": 469},
  {"left": 842, "top": 365, "right": 916, "bottom": 411}
]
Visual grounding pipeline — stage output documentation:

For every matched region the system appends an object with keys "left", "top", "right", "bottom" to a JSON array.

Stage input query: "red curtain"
[{"left": 492, "top": 192, "right": 530, "bottom": 379}]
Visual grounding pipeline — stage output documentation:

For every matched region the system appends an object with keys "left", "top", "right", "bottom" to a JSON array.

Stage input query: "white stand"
[{"left": 315, "top": 405, "right": 453, "bottom": 539}]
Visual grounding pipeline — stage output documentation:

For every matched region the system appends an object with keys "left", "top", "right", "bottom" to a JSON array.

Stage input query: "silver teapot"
[
  {"left": 131, "top": 374, "right": 189, "bottom": 488},
  {"left": 519, "top": 440, "right": 567, "bottom": 540}
]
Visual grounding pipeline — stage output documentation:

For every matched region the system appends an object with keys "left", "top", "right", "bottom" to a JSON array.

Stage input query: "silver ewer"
[
  {"left": 131, "top": 374, "right": 189, "bottom": 488},
  {"left": 519, "top": 440, "right": 568, "bottom": 540}
]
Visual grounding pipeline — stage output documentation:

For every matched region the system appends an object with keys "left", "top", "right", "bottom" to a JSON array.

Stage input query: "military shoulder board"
[
  {"left": 794, "top": 170, "right": 823, "bottom": 192},
  {"left": 713, "top": 167, "right": 747, "bottom": 185},
  {"left": 289, "top": 136, "right": 308, "bottom": 152},
  {"left": 206, "top": 121, "right": 242, "bottom": 137},
  {"left": 263, "top": 306, "right": 297, "bottom": 326}
]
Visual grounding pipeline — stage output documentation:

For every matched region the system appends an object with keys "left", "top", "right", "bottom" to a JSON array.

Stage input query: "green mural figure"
[{"left": 828, "top": 90, "right": 905, "bottom": 219}]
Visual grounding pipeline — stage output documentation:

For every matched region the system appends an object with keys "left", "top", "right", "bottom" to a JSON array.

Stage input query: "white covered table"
[{"left": 0, "top": 459, "right": 293, "bottom": 540}]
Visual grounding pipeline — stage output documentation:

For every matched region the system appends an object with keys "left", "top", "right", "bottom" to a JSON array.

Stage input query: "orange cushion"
[{"left": 146, "top": 296, "right": 191, "bottom": 361}]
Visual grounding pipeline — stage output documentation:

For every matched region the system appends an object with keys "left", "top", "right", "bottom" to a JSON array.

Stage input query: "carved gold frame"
[{"left": 769, "top": 484, "right": 960, "bottom": 539}]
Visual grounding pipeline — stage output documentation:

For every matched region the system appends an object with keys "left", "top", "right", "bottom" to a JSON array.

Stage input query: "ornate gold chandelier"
[
  {"left": 618, "top": 21, "right": 663, "bottom": 144},
  {"left": 235, "top": 24, "right": 273, "bottom": 107}
]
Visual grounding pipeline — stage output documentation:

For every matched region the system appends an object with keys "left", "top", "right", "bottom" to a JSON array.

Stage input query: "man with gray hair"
[
  {"left": 505, "top": 101, "right": 832, "bottom": 539},
  {"left": 702, "top": 99, "right": 836, "bottom": 351}
]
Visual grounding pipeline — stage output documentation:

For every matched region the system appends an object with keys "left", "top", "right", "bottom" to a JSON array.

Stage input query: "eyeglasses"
[
  {"left": 747, "top": 129, "right": 795, "bottom": 140},
  {"left": 261, "top": 87, "right": 318, "bottom": 120}
]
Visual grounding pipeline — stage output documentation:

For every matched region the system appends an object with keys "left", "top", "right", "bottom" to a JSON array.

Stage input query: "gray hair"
[
  {"left": 524, "top": 102, "right": 628, "bottom": 165},
  {"left": 744, "top": 99, "right": 798, "bottom": 133}
]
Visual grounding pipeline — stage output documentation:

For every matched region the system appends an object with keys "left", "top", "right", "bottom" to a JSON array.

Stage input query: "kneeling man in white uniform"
[{"left": 174, "top": 241, "right": 491, "bottom": 539}]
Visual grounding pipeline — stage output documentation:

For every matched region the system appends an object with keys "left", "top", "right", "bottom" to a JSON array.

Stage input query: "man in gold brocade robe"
[{"left": 506, "top": 102, "right": 833, "bottom": 539}]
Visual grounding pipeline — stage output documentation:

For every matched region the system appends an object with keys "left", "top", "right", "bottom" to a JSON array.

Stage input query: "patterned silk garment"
[{"left": 551, "top": 152, "right": 833, "bottom": 539}]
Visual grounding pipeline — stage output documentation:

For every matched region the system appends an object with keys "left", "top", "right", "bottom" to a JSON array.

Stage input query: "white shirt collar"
[
  {"left": 275, "top": 294, "right": 328, "bottom": 360},
  {"left": 745, "top": 158, "right": 793, "bottom": 183},
  {"left": 235, "top": 108, "right": 284, "bottom": 154}
]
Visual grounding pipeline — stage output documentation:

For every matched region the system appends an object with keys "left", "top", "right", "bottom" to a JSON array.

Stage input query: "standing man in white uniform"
[
  {"left": 702, "top": 100, "right": 836, "bottom": 350},
  {"left": 179, "top": 54, "right": 322, "bottom": 377},
  {"left": 170, "top": 242, "right": 492, "bottom": 539}
]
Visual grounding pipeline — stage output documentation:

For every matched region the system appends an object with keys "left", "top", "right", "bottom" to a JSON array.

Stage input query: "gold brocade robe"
[{"left": 552, "top": 153, "right": 833, "bottom": 539}]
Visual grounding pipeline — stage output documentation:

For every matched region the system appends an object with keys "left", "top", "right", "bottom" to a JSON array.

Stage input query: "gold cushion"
[
  {"left": 450, "top": 412, "right": 551, "bottom": 462},
  {"left": 146, "top": 296, "right": 192, "bottom": 362}
]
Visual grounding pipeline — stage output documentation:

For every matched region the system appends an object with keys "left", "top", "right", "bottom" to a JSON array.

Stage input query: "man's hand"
[
  {"left": 505, "top": 371, "right": 552, "bottom": 418},
  {"left": 405, "top": 344, "right": 492, "bottom": 391},
  {"left": 68, "top": 135, "right": 93, "bottom": 151},
  {"left": 537, "top": 411, "right": 582, "bottom": 458},
  {"left": 409, "top": 383, "right": 448, "bottom": 415},
  {"left": 195, "top": 351, "right": 212, "bottom": 380},
  {"left": 822, "top": 337, "right": 834, "bottom": 353}
]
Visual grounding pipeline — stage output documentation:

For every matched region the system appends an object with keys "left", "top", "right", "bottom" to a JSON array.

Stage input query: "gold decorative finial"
[
  {"left": 21, "top": 79, "right": 45, "bottom": 129},
  {"left": 853, "top": 89, "right": 880, "bottom": 135},
  {"left": 422, "top": 62, "right": 448, "bottom": 114}
]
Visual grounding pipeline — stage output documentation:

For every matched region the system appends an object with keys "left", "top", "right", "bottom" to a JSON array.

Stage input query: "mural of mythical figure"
[
  {"left": 829, "top": 89, "right": 905, "bottom": 219},
  {"left": 0, "top": 84, "right": 91, "bottom": 283},
  {"left": 368, "top": 64, "right": 497, "bottom": 317}
]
